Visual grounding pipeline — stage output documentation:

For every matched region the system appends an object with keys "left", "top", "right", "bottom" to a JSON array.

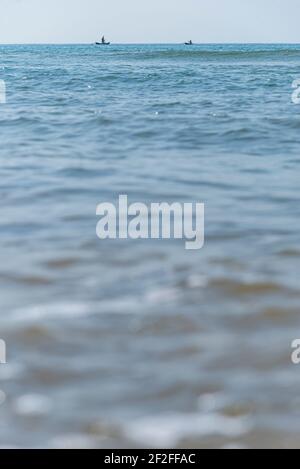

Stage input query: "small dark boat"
[
  {"left": 96, "top": 36, "right": 110, "bottom": 46},
  {"left": 185, "top": 40, "right": 193, "bottom": 46}
]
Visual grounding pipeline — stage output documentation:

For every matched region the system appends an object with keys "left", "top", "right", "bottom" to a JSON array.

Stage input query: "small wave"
[
  {"left": 0, "top": 273, "right": 52, "bottom": 286},
  {"left": 126, "top": 48, "right": 300, "bottom": 61},
  {"left": 210, "top": 278, "right": 291, "bottom": 296},
  {"left": 278, "top": 249, "right": 300, "bottom": 257}
]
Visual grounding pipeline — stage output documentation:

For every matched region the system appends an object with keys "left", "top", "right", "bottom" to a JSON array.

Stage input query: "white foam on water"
[
  {"left": 50, "top": 434, "right": 96, "bottom": 449},
  {"left": 187, "top": 274, "right": 207, "bottom": 288},
  {"left": 12, "top": 297, "right": 142, "bottom": 322},
  {"left": 221, "top": 443, "right": 248, "bottom": 449},
  {"left": 11, "top": 286, "right": 184, "bottom": 323},
  {"left": 144, "top": 287, "right": 179, "bottom": 304},
  {"left": 13, "top": 303, "right": 92, "bottom": 322},
  {"left": 125, "top": 412, "right": 251, "bottom": 448},
  {"left": 197, "top": 392, "right": 230, "bottom": 412},
  {"left": 13, "top": 394, "right": 52, "bottom": 417}
]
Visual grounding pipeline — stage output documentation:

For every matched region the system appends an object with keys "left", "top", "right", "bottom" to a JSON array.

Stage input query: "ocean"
[{"left": 0, "top": 43, "right": 300, "bottom": 448}]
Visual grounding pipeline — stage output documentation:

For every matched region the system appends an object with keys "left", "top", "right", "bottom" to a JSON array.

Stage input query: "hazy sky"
[{"left": 0, "top": 0, "right": 299, "bottom": 44}]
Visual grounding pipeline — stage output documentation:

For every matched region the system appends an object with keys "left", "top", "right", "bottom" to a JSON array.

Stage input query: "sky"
[{"left": 0, "top": 0, "right": 300, "bottom": 44}]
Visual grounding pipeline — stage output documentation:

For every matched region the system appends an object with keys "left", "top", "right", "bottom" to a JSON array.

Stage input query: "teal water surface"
[{"left": 0, "top": 44, "right": 300, "bottom": 448}]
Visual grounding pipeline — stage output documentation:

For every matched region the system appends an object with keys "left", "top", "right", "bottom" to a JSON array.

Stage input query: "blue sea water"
[{"left": 0, "top": 43, "right": 300, "bottom": 448}]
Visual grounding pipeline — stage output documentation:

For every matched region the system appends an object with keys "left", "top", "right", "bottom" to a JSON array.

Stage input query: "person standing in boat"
[{"left": 96, "top": 35, "right": 110, "bottom": 45}]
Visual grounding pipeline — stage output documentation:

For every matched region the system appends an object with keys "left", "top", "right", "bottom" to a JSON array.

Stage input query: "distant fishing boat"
[
  {"left": 96, "top": 35, "right": 110, "bottom": 45},
  {"left": 185, "top": 40, "right": 193, "bottom": 46}
]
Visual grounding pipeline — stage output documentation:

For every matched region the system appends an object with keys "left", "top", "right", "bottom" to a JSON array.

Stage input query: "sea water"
[{"left": 0, "top": 44, "right": 300, "bottom": 448}]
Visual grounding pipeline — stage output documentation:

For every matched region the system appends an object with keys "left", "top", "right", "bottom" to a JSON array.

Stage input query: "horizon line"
[{"left": 1, "top": 41, "right": 300, "bottom": 46}]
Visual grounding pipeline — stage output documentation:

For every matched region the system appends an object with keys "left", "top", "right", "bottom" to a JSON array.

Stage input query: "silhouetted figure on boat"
[
  {"left": 96, "top": 35, "right": 110, "bottom": 45},
  {"left": 185, "top": 40, "right": 193, "bottom": 45}
]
